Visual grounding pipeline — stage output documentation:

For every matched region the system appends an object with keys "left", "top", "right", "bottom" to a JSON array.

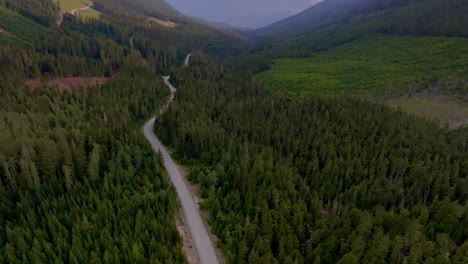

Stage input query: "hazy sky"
[{"left": 165, "top": 0, "right": 323, "bottom": 29}]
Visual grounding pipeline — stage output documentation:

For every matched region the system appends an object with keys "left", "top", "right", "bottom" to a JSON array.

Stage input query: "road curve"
[
  {"left": 70, "top": 3, "right": 94, "bottom": 16},
  {"left": 143, "top": 75, "right": 220, "bottom": 264},
  {"left": 184, "top": 53, "right": 192, "bottom": 67}
]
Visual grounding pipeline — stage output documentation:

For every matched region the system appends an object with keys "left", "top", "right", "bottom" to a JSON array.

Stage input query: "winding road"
[
  {"left": 70, "top": 3, "right": 94, "bottom": 16},
  {"left": 184, "top": 53, "right": 192, "bottom": 67},
  {"left": 57, "top": 2, "right": 94, "bottom": 26},
  {"left": 143, "top": 55, "right": 220, "bottom": 264}
]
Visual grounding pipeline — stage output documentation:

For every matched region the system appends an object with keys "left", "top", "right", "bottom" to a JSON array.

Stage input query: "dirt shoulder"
[
  {"left": 176, "top": 164, "right": 226, "bottom": 264},
  {"left": 176, "top": 208, "right": 199, "bottom": 264}
]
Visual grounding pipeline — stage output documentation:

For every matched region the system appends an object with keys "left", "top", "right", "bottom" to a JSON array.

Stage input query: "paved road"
[
  {"left": 184, "top": 53, "right": 192, "bottom": 67},
  {"left": 143, "top": 74, "right": 220, "bottom": 264}
]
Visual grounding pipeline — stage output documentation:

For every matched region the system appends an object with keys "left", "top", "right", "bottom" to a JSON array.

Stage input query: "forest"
[
  {"left": 156, "top": 51, "right": 468, "bottom": 263},
  {"left": 0, "top": 0, "right": 206, "bottom": 262},
  {"left": 0, "top": 0, "right": 467, "bottom": 263}
]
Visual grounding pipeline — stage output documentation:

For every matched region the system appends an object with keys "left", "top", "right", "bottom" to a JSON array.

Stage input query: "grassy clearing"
[
  {"left": 257, "top": 35, "right": 468, "bottom": 97},
  {"left": 385, "top": 95, "right": 468, "bottom": 128},
  {"left": 56, "top": 0, "right": 91, "bottom": 12},
  {"left": 56, "top": 0, "right": 101, "bottom": 19},
  {"left": 75, "top": 7, "right": 100, "bottom": 19}
]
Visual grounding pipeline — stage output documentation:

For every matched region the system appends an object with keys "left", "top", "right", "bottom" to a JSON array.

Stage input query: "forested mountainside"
[
  {"left": 252, "top": 0, "right": 468, "bottom": 127},
  {"left": 255, "top": 0, "right": 468, "bottom": 39},
  {"left": 254, "top": 0, "right": 382, "bottom": 37},
  {"left": 254, "top": 0, "right": 468, "bottom": 54},
  {"left": 156, "top": 51, "right": 468, "bottom": 263},
  {"left": 106, "top": 0, "right": 182, "bottom": 20},
  {"left": 0, "top": 0, "right": 244, "bottom": 262}
]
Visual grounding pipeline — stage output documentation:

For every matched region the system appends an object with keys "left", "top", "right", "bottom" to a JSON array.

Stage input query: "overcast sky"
[{"left": 165, "top": 0, "right": 323, "bottom": 29}]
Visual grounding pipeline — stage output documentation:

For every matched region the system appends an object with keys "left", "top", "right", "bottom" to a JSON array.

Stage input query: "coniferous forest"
[
  {"left": 0, "top": 0, "right": 215, "bottom": 262},
  {"left": 0, "top": 0, "right": 467, "bottom": 263},
  {"left": 156, "top": 52, "right": 468, "bottom": 263}
]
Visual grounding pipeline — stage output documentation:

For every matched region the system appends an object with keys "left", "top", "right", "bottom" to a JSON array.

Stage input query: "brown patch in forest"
[{"left": 25, "top": 76, "right": 110, "bottom": 91}]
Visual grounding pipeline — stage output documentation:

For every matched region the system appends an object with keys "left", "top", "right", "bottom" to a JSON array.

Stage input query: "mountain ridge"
[{"left": 251, "top": 0, "right": 468, "bottom": 41}]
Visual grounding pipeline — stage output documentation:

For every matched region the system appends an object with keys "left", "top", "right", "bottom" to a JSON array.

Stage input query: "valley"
[{"left": 0, "top": 0, "right": 467, "bottom": 263}]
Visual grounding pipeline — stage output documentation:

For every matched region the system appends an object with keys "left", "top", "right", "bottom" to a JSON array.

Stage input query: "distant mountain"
[
  {"left": 253, "top": 0, "right": 468, "bottom": 40},
  {"left": 252, "top": 0, "right": 468, "bottom": 54},
  {"left": 254, "top": 0, "right": 377, "bottom": 37}
]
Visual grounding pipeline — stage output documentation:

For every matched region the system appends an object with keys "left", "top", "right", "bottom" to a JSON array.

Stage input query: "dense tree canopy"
[
  {"left": 0, "top": 0, "right": 197, "bottom": 262},
  {"left": 156, "top": 51, "right": 468, "bottom": 263},
  {"left": 1, "top": 0, "right": 467, "bottom": 263}
]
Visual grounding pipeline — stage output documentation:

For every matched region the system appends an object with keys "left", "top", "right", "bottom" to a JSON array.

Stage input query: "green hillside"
[
  {"left": 56, "top": 0, "right": 101, "bottom": 19},
  {"left": 257, "top": 34, "right": 468, "bottom": 126},
  {"left": 0, "top": 5, "right": 48, "bottom": 46},
  {"left": 108, "top": 0, "right": 182, "bottom": 20},
  {"left": 253, "top": 0, "right": 468, "bottom": 127},
  {"left": 267, "top": 0, "right": 467, "bottom": 39},
  {"left": 254, "top": 0, "right": 380, "bottom": 38},
  {"left": 3, "top": 0, "right": 59, "bottom": 26},
  {"left": 57, "top": 0, "right": 91, "bottom": 11},
  {"left": 256, "top": 0, "right": 467, "bottom": 55},
  {"left": 257, "top": 35, "right": 468, "bottom": 97}
]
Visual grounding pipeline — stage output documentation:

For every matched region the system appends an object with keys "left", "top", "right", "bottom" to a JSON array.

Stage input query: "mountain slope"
[
  {"left": 0, "top": 5, "right": 49, "bottom": 46},
  {"left": 254, "top": 0, "right": 468, "bottom": 41},
  {"left": 252, "top": 0, "right": 468, "bottom": 127},
  {"left": 107, "top": 0, "right": 182, "bottom": 20},
  {"left": 254, "top": 0, "right": 377, "bottom": 37},
  {"left": 257, "top": 35, "right": 468, "bottom": 97},
  {"left": 253, "top": 0, "right": 467, "bottom": 56}
]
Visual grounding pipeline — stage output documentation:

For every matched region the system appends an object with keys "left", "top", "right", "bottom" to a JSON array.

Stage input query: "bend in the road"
[
  {"left": 184, "top": 53, "right": 192, "bottom": 67},
  {"left": 70, "top": 3, "right": 94, "bottom": 16},
  {"left": 143, "top": 70, "right": 220, "bottom": 264}
]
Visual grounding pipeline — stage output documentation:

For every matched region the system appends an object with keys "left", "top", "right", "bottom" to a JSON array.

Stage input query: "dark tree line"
[{"left": 381, "top": 0, "right": 468, "bottom": 37}]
